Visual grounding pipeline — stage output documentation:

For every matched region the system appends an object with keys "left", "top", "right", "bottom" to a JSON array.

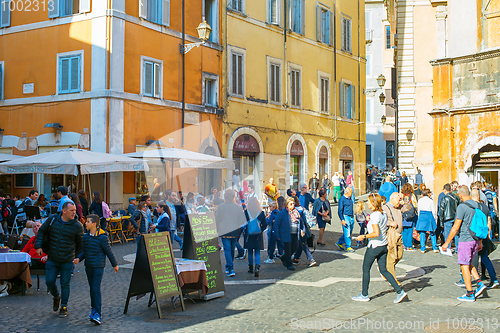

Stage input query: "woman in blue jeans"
[
  {"left": 415, "top": 189, "right": 438, "bottom": 253},
  {"left": 243, "top": 197, "right": 267, "bottom": 277},
  {"left": 292, "top": 196, "right": 316, "bottom": 267}
]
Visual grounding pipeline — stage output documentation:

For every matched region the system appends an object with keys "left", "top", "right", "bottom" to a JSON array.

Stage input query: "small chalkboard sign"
[
  {"left": 124, "top": 232, "right": 184, "bottom": 319},
  {"left": 183, "top": 211, "right": 225, "bottom": 300}
]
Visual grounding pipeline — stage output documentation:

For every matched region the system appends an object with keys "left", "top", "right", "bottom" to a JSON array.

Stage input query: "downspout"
[
  {"left": 334, "top": 0, "right": 338, "bottom": 141},
  {"left": 284, "top": 0, "right": 288, "bottom": 108},
  {"left": 181, "top": 0, "right": 186, "bottom": 147}
]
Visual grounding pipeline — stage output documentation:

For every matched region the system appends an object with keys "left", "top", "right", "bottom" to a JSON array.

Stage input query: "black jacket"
[
  {"left": 77, "top": 228, "right": 118, "bottom": 268},
  {"left": 438, "top": 193, "right": 459, "bottom": 224},
  {"left": 35, "top": 214, "right": 84, "bottom": 263}
]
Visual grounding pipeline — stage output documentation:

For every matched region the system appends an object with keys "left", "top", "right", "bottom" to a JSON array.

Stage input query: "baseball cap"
[{"left": 129, "top": 197, "right": 137, "bottom": 202}]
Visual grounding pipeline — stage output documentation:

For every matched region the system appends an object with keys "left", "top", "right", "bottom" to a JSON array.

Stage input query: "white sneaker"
[
  {"left": 0, "top": 291, "right": 8, "bottom": 297},
  {"left": 264, "top": 258, "right": 274, "bottom": 264}
]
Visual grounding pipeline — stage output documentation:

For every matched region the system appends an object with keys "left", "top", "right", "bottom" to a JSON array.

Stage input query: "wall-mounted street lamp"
[
  {"left": 180, "top": 21, "right": 212, "bottom": 54},
  {"left": 146, "top": 140, "right": 164, "bottom": 146},
  {"left": 377, "top": 73, "right": 399, "bottom": 168},
  {"left": 377, "top": 74, "right": 386, "bottom": 89},
  {"left": 44, "top": 123, "right": 63, "bottom": 130}
]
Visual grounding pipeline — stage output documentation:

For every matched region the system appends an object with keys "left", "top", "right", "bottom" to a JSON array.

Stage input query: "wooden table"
[
  {"left": 106, "top": 216, "right": 131, "bottom": 244},
  {"left": 0, "top": 252, "right": 32, "bottom": 295}
]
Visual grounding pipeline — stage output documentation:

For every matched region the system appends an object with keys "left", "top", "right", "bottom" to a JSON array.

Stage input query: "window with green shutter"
[
  {"left": 143, "top": 60, "right": 161, "bottom": 98},
  {"left": 59, "top": 55, "right": 81, "bottom": 94}
]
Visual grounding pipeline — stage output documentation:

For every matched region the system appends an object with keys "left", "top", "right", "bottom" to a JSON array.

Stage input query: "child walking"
[
  {"left": 355, "top": 201, "right": 368, "bottom": 248},
  {"left": 74, "top": 214, "right": 119, "bottom": 325}
]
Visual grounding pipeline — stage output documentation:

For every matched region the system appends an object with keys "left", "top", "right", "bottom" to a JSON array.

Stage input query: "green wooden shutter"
[
  {"left": 316, "top": 6, "right": 320, "bottom": 41},
  {"left": 339, "top": 82, "right": 343, "bottom": 117},
  {"left": 154, "top": 63, "right": 161, "bottom": 98},
  {"left": 351, "top": 85, "right": 356, "bottom": 119},
  {"left": 144, "top": 62, "right": 153, "bottom": 96},
  {"left": 328, "top": 11, "right": 333, "bottom": 46},
  {"left": 60, "top": 58, "right": 69, "bottom": 93},
  {"left": 70, "top": 56, "right": 80, "bottom": 92}
]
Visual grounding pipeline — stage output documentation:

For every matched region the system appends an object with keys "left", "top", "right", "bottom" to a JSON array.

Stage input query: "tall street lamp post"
[{"left": 377, "top": 74, "right": 398, "bottom": 169}]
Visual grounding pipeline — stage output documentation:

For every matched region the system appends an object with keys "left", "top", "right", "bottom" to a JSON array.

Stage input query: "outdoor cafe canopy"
[
  {"left": 126, "top": 148, "right": 234, "bottom": 170},
  {"left": 0, "top": 148, "right": 149, "bottom": 176}
]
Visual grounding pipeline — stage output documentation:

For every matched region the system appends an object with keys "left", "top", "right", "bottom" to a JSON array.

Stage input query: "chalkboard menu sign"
[
  {"left": 124, "top": 233, "right": 184, "bottom": 319},
  {"left": 14, "top": 173, "right": 34, "bottom": 188},
  {"left": 183, "top": 211, "right": 225, "bottom": 300}
]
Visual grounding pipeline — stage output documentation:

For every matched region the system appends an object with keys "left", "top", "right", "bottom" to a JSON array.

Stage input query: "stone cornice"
[
  {"left": 430, "top": 47, "right": 500, "bottom": 67},
  {"left": 429, "top": 103, "right": 500, "bottom": 117},
  {"left": 429, "top": 0, "right": 447, "bottom": 7}
]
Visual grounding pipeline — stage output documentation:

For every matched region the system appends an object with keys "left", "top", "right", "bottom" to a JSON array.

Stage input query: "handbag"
[
  {"left": 401, "top": 194, "right": 417, "bottom": 221},
  {"left": 246, "top": 211, "right": 261, "bottom": 236},
  {"left": 321, "top": 202, "right": 331, "bottom": 223}
]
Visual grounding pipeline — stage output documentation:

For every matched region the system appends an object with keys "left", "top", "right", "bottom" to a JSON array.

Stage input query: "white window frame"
[
  {"left": 268, "top": 0, "right": 280, "bottom": 25},
  {"left": 267, "top": 56, "right": 283, "bottom": 105},
  {"left": 203, "top": 0, "right": 219, "bottom": 43},
  {"left": 56, "top": 50, "right": 84, "bottom": 95},
  {"left": 139, "top": 0, "right": 170, "bottom": 27},
  {"left": 341, "top": 14, "right": 352, "bottom": 53},
  {"left": 366, "top": 53, "right": 372, "bottom": 77},
  {"left": 289, "top": 63, "right": 302, "bottom": 109},
  {"left": 228, "top": 46, "right": 246, "bottom": 98},
  {"left": 202, "top": 72, "right": 219, "bottom": 107},
  {"left": 0, "top": 61, "right": 3, "bottom": 100},
  {"left": 340, "top": 79, "right": 355, "bottom": 119},
  {"left": 318, "top": 70, "right": 331, "bottom": 114},
  {"left": 140, "top": 55, "right": 163, "bottom": 99},
  {"left": 229, "top": 0, "right": 244, "bottom": 13},
  {"left": 385, "top": 25, "right": 391, "bottom": 49},
  {"left": 49, "top": 0, "right": 91, "bottom": 19},
  {"left": 317, "top": 4, "right": 333, "bottom": 46}
]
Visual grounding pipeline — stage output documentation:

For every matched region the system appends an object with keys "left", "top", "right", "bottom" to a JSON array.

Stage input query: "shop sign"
[
  {"left": 319, "top": 146, "right": 328, "bottom": 159},
  {"left": 233, "top": 135, "right": 260, "bottom": 153},
  {"left": 290, "top": 141, "right": 304, "bottom": 156},
  {"left": 339, "top": 146, "right": 353, "bottom": 160}
]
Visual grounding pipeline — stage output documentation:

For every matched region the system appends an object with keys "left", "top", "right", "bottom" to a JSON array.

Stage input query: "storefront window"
[{"left": 0, "top": 175, "right": 12, "bottom": 195}]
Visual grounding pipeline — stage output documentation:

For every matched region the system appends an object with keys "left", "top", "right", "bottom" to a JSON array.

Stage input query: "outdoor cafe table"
[
  {"left": 0, "top": 252, "right": 32, "bottom": 295},
  {"left": 175, "top": 259, "right": 208, "bottom": 295}
]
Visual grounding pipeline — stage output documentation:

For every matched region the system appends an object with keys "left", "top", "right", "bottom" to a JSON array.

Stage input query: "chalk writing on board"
[{"left": 190, "top": 214, "right": 217, "bottom": 243}]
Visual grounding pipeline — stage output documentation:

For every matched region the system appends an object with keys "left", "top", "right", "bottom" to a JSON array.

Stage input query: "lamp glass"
[
  {"left": 381, "top": 115, "right": 387, "bottom": 124},
  {"left": 197, "top": 21, "right": 212, "bottom": 41},
  {"left": 377, "top": 74, "right": 386, "bottom": 88},
  {"left": 379, "top": 92, "right": 386, "bottom": 105}
]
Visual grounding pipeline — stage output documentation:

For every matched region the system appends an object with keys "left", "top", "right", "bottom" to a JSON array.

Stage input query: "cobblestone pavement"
[{"left": 2, "top": 208, "right": 500, "bottom": 332}]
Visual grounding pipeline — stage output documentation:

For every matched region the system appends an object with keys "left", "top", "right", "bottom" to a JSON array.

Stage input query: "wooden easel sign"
[{"left": 124, "top": 232, "right": 185, "bottom": 319}]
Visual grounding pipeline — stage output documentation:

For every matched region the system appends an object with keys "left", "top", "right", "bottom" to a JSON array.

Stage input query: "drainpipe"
[
  {"left": 181, "top": 0, "right": 186, "bottom": 147},
  {"left": 284, "top": 0, "right": 288, "bottom": 108},
  {"left": 334, "top": 0, "right": 338, "bottom": 142}
]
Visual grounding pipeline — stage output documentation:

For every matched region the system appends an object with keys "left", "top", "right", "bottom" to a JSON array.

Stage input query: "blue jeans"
[
  {"left": 235, "top": 233, "right": 244, "bottom": 256},
  {"left": 169, "top": 230, "right": 183, "bottom": 248},
  {"left": 420, "top": 231, "right": 437, "bottom": 251},
  {"left": 402, "top": 226, "right": 413, "bottom": 248},
  {"left": 293, "top": 236, "right": 314, "bottom": 261},
  {"left": 443, "top": 221, "right": 459, "bottom": 247},
  {"left": 338, "top": 215, "right": 355, "bottom": 248},
  {"left": 221, "top": 237, "right": 236, "bottom": 272},
  {"left": 481, "top": 253, "right": 497, "bottom": 281},
  {"left": 248, "top": 249, "right": 261, "bottom": 266},
  {"left": 45, "top": 259, "right": 74, "bottom": 306},
  {"left": 85, "top": 266, "right": 104, "bottom": 315},
  {"left": 326, "top": 189, "right": 330, "bottom": 200},
  {"left": 268, "top": 231, "right": 284, "bottom": 258}
]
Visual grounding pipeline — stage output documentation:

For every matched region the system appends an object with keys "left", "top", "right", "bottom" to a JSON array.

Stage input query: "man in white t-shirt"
[{"left": 232, "top": 169, "right": 241, "bottom": 191}]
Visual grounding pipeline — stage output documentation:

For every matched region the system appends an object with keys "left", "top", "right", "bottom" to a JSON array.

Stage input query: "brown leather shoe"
[{"left": 53, "top": 297, "right": 61, "bottom": 312}]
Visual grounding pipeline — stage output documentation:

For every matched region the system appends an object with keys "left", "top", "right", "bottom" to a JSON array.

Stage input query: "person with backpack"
[
  {"left": 292, "top": 196, "right": 316, "bottom": 267},
  {"left": 415, "top": 189, "right": 438, "bottom": 253},
  {"left": 439, "top": 183, "right": 460, "bottom": 251},
  {"left": 442, "top": 186, "right": 489, "bottom": 302},
  {"left": 401, "top": 183, "right": 418, "bottom": 251},
  {"left": 383, "top": 193, "right": 404, "bottom": 286},
  {"left": 264, "top": 201, "right": 282, "bottom": 264},
  {"left": 312, "top": 189, "right": 331, "bottom": 246},
  {"left": 470, "top": 189, "right": 499, "bottom": 290},
  {"left": 17, "top": 190, "right": 39, "bottom": 221},
  {"left": 354, "top": 201, "right": 368, "bottom": 248},
  {"left": 274, "top": 197, "right": 296, "bottom": 271},
  {"left": 483, "top": 183, "right": 498, "bottom": 240},
  {"left": 243, "top": 197, "right": 267, "bottom": 277}
]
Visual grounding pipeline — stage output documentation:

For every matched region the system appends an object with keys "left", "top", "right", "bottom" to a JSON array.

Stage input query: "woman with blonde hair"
[
  {"left": 354, "top": 201, "right": 368, "bottom": 248},
  {"left": 401, "top": 183, "right": 418, "bottom": 251},
  {"left": 352, "top": 193, "right": 407, "bottom": 303},
  {"left": 243, "top": 197, "right": 267, "bottom": 277}
]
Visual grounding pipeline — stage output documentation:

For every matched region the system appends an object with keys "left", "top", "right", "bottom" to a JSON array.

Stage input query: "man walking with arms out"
[
  {"left": 309, "top": 173, "right": 320, "bottom": 200},
  {"left": 35, "top": 202, "right": 83, "bottom": 317}
]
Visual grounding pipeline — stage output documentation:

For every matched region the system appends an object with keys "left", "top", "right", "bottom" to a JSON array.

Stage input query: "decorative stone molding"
[{"left": 430, "top": 47, "right": 500, "bottom": 67}]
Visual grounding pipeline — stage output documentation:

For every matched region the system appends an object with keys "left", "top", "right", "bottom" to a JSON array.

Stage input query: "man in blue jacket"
[
  {"left": 336, "top": 187, "right": 355, "bottom": 252},
  {"left": 264, "top": 201, "right": 283, "bottom": 264},
  {"left": 379, "top": 176, "right": 398, "bottom": 202},
  {"left": 74, "top": 214, "right": 118, "bottom": 325}
]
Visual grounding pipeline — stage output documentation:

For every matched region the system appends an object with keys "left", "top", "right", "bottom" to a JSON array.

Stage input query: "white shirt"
[
  {"left": 232, "top": 174, "right": 241, "bottom": 188},
  {"left": 417, "top": 196, "right": 437, "bottom": 221},
  {"left": 332, "top": 175, "right": 340, "bottom": 186},
  {"left": 246, "top": 192, "right": 258, "bottom": 202},
  {"left": 367, "top": 211, "right": 388, "bottom": 248}
]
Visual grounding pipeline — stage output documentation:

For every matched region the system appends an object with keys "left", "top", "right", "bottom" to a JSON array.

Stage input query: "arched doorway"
[
  {"left": 469, "top": 144, "right": 500, "bottom": 188},
  {"left": 339, "top": 146, "right": 354, "bottom": 176},
  {"left": 318, "top": 146, "right": 328, "bottom": 178},
  {"left": 290, "top": 140, "right": 305, "bottom": 191}
]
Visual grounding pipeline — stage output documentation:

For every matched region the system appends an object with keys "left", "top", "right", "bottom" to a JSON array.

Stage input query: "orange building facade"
[
  {"left": 0, "top": 0, "right": 223, "bottom": 208},
  {"left": 430, "top": 0, "right": 500, "bottom": 193}
]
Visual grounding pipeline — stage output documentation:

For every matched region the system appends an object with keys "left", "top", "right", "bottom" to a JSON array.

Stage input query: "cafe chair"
[
  {"left": 30, "top": 259, "right": 48, "bottom": 292},
  {"left": 8, "top": 216, "right": 24, "bottom": 235},
  {"left": 6, "top": 235, "right": 21, "bottom": 250},
  {"left": 106, "top": 217, "right": 125, "bottom": 245}
]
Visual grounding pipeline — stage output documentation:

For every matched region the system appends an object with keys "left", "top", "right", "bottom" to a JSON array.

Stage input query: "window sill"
[
  {"left": 227, "top": 8, "right": 247, "bottom": 18},
  {"left": 58, "top": 91, "right": 82, "bottom": 95}
]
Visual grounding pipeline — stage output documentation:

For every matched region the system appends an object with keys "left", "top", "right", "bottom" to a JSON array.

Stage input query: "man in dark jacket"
[
  {"left": 439, "top": 183, "right": 459, "bottom": 250},
  {"left": 74, "top": 214, "right": 118, "bottom": 325},
  {"left": 35, "top": 202, "right": 83, "bottom": 318},
  {"left": 308, "top": 173, "right": 320, "bottom": 200}
]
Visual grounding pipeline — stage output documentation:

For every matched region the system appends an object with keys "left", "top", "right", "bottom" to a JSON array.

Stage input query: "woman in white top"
[
  {"left": 415, "top": 188, "right": 438, "bottom": 253},
  {"left": 352, "top": 193, "right": 407, "bottom": 303}
]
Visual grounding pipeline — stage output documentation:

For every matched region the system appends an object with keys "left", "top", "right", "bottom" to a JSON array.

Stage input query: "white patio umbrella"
[
  {"left": 126, "top": 148, "right": 234, "bottom": 169},
  {"left": 0, "top": 148, "right": 149, "bottom": 175},
  {"left": 0, "top": 154, "right": 22, "bottom": 162}
]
